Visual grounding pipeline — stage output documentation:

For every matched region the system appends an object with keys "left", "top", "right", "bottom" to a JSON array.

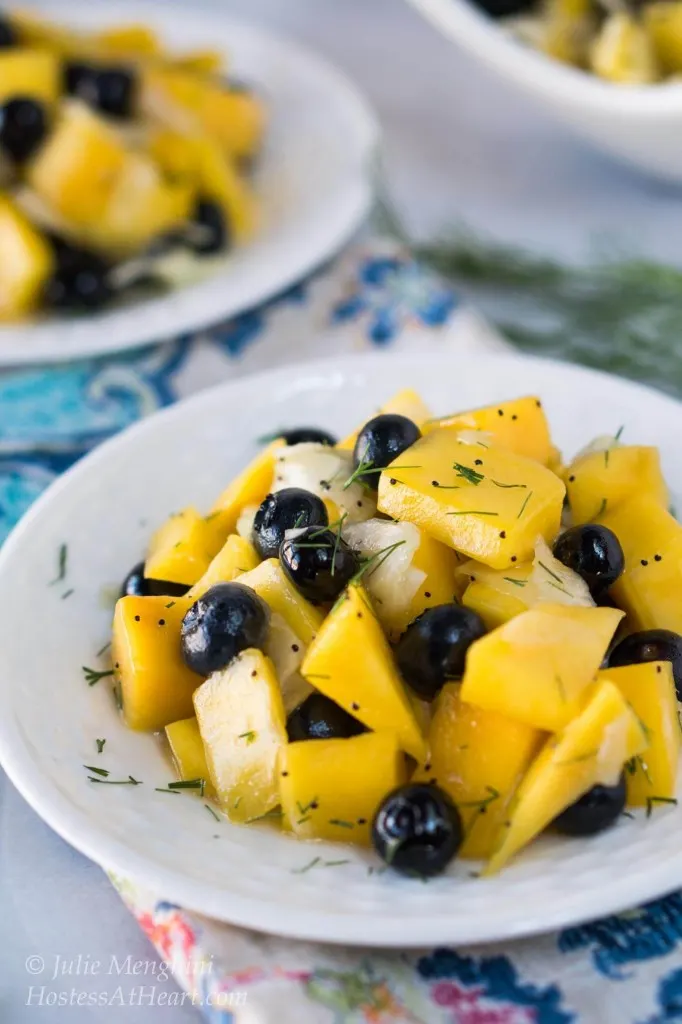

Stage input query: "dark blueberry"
[
  {"left": 181, "top": 582, "right": 270, "bottom": 676},
  {"left": 44, "top": 239, "right": 113, "bottom": 311},
  {"left": 395, "top": 604, "right": 486, "bottom": 700},
  {"left": 286, "top": 693, "right": 366, "bottom": 742},
  {"left": 66, "top": 63, "right": 137, "bottom": 119},
  {"left": 352, "top": 414, "right": 421, "bottom": 490},
  {"left": 0, "top": 98, "right": 47, "bottom": 161},
  {"left": 280, "top": 526, "right": 358, "bottom": 603},
  {"left": 372, "top": 783, "right": 463, "bottom": 878},
  {"left": 252, "top": 488, "right": 328, "bottom": 560},
  {"left": 553, "top": 774, "right": 626, "bottom": 837},
  {"left": 553, "top": 524, "right": 625, "bottom": 598},
  {"left": 120, "top": 562, "right": 190, "bottom": 599},
  {"left": 470, "top": 0, "right": 535, "bottom": 18},
  {"left": 278, "top": 427, "right": 337, "bottom": 447},
  {"left": 187, "top": 199, "right": 230, "bottom": 255},
  {"left": 608, "top": 629, "right": 682, "bottom": 699},
  {"left": 63, "top": 61, "right": 93, "bottom": 96},
  {"left": 0, "top": 14, "right": 17, "bottom": 47}
]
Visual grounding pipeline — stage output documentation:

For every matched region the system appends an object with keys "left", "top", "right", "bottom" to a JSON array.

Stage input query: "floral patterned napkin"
[{"left": 2, "top": 236, "right": 681, "bottom": 1023}]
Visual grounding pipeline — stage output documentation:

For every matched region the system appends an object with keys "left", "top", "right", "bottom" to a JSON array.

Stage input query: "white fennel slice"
[
  {"left": 342, "top": 519, "right": 424, "bottom": 631},
  {"left": 236, "top": 504, "right": 259, "bottom": 540},
  {"left": 273, "top": 443, "right": 375, "bottom": 523},
  {"left": 526, "top": 537, "right": 595, "bottom": 608}
]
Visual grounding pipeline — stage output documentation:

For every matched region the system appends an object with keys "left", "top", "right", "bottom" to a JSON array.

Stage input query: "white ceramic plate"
[
  {"left": 0, "top": 350, "right": 680, "bottom": 948},
  {"left": 0, "top": 0, "right": 377, "bottom": 366}
]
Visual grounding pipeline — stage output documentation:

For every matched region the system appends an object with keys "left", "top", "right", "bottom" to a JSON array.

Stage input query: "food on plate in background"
[
  {"left": 100, "top": 388, "right": 681, "bottom": 880},
  {"left": 470, "top": 0, "right": 682, "bottom": 86},
  {"left": 0, "top": 8, "right": 264, "bottom": 321}
]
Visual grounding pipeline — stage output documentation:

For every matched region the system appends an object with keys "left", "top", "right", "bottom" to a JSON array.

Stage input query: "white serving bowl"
[{"left": 408, "top": 0, "right": 682, "bottom": 183}]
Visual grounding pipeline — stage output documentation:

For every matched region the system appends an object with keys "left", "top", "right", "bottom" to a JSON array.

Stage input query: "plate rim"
[
  {"left": 0, "top": 1, "right": 378, "bottom": 366},
  {"left": 2, "top": 349, "right": 682, "bottom": 946}
]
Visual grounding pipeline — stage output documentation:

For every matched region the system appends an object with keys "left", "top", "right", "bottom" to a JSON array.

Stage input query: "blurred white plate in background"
[{"left": 0, "top": 0, "right": 378, "bottom": 365}]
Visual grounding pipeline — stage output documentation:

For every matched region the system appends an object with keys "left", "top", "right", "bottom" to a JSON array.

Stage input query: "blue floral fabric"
[{"left": 4, "top": 237, "right": 682, "bottom": 1022}]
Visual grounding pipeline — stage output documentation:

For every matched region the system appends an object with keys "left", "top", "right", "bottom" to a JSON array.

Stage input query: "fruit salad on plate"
[
  {"left": 108, "top": 389, "right": 682, "bottom": 879},
  {"left": 0, "top": 8, "right": 262, "bottom": 320}
]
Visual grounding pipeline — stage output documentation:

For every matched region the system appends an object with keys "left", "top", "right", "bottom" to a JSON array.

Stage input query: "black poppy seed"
[
  {"left": 424, "top": 591, "right": 431, "bottom": 598},
  {"left": 351, "top": 702, "right": 360, "bottom": 711},
  {"left": 569, "top": 475, "right": 575, "bottom": 482},
  {"left": 432, "top": 480, "right": 439, "bottom": 487},
  {"left": 310, "top": 801, "right": 319, "bottom": 809},
  {"left": 291, "top": 643, "right": 300, "bottom": 652},
  {"left": 357, "top": 612, "right": 363, "bottom": 619},
  {"left": 480, "top": 806, "right": 487, "bottom": 814},
  {"left": 500, "top": 530, "right": 506, "bottom": 539},
  {"left": 115, "top": 662, "right": 120, "bottom": 669},
  {"left": 251, "top": 670, "right": 257, "bottom": 678},
  {"left": 511, "top": 555, "right": 517, "bottom": 563},
  {"left": 536, "top": 400, "right": 542, "bottom": 407},
  {"left": 357, "top": 500, "right": 363, "bottom": 507},
  {"left": 497, "top": 409, "right": 504, "bottom": 416},
  {"left": 474, "top": 459, "right": 483, "bottom": 466},
  {"left": 134, "top": 615, "right": 140, "bottom": 622},
  {"left": 511, "top": 414, "right": 518, "bottom": 421},
  {"left": 641, "top": 559, "right": 649, "bottom": 566},
  {"left": 424, "top": 762, "right": 432, "bottom": 771},
  {"left": 655, "top": 554, "right": 662, "bottom": 562},
  {"left": 428, "top": 778, "right": 438, "bottom": 785},
  {"left": 357, "top": 818, "right": 367, "bottom": 825},
  {"left": 281, "top": 770, "right": 289, "bottom": 777},
  {"left": 469, "top": 574, "right": 476, "bottom": 582},
  {"left": 276, "top": 476, "right": 283, "bottom": 482},
  {"left": 158, "top": 619, "right": 165, "bottom": 626},
  {"left": 389, "top": 478, "right": 397, "bottom": 485},
  {"left": 657, "top": 666, "right": 662, "bottom": 674}
]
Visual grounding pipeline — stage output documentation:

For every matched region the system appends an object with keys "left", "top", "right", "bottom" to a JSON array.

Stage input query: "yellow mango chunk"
[
  {"left": 280, "top": 731, "right": 406, "bottom": 845},
  {"left": 237, "top": 559, "right": 323, "bottom": 647},
  {"left": 486, "top": 680, "right": 648, "bottom": 874},
  {"left": 377, "top": 429, "right": 564, "bottom": 570},
  {"left": 409, "top": 530, "right": 460, "bottom": 624},
  {"left": 171, "top": 50, "right": 224, "bottom": 75},
  {"left": 338, "top": 388, "right": 432, "bottom": 451},
  {"left": 601, "top": 495, "right": 682, "bottom": 633},
  {"left": 165, "top": 717, "right": 215, "bottom": 799},
  {"left": 301, "top": 583, "right": 427, "bottom": 760},
  {"left": 645, "top": 2, "right": 682, "bottom": 75},
  {"left": 194, "top": 649, "right": 287, "bottom": 822},
  {"left": 0, "top": 195, "right": 53, "bottom": 320},
  {"left": 423, "top": 396, "right": 552, "bottom": 465},
  {"left": 462, "top": 603, "right": 624, "bottom": 732},
  {"left": 0, "top": 49, "right": 60, "bottom": 104},
  {"left": 566, "top": 445, "right": 668, "bottom": 525},
  {"left": 112, "top": 596, "right": 199, "bottom": 732},
  {"left": 413, "top": 684, "right": 543, "bottom": 858},
  {"left": 459, "top": 561, "right": 533, "bottom": 631},
  {"left": 95, "top": 24, "right": 160, "bottom": 57},
  {"left": 209, "top": 440, "right": 282, "bottom": 540},
  {"left": 27, "top": 104, "right": 128, "bottom": 227},
  {"left": 93, "top": 156, "right": 193, "bottom": 257},
  {"left": 188, "top": 535, "right": 260, "bottom": 600},
  {"left": 145, "top": 507, "right": 216, "bottom": 586},
  {"left": 591, "top": 12, "right": 659, "bottom": 83},
  {"left": 463, "top": 581, "right": 527, "bottom": 631},
  {"left": 599, "top": 662, "right": 681, "bottom": 806},
  {"left": 192, "top": 134, "right": 258, "bottom": 241},
  {"left": 142, "top": 68, "right": 265, "bottom": 160}
]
